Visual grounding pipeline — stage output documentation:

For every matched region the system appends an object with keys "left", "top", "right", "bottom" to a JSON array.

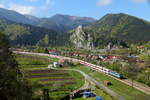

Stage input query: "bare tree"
[{"left": 125, "top": 63, "right": 140, "bottom": 88}]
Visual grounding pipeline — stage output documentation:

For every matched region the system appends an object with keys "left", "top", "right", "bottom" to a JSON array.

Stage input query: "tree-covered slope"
[
  {"left": 85, "top": 13, "right": 150, "bottom": 44},
  {"left": 0, "top": 32, "right": 32, "bottom": 100},
  {"left": 0, "top": 18, "right": 64, "bottom": 46},
  {"left": 70, "top": 13, "right": 150, "bottom": 48}
]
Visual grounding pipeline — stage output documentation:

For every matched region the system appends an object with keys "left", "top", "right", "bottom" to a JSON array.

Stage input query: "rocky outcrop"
[{"left": 70, "top": 25, "right": 94, "bottom": 49}]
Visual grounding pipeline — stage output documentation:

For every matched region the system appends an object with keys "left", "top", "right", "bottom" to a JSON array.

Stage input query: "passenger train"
[
  {"left": 15, "top": 52, "right": 124, "bottom": 79},
  {"left": 79, "top": 61, "right": 124, "bottom": 79}
]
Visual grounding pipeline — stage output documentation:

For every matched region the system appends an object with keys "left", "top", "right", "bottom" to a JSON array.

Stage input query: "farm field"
[
  {"left": 72, "top": 66, "right": 150, "bottom": 100},
  {"left": 15, "top": 53, "right": 150, "bottom": 100},
  {"left": 26, "top": 69, "right": 84, "bottom": 99},
  {"left": 15, "top": 54, "right": 117, "bottom": 100},
  {"left": 15, "top": 54, "right": 84, "bottom": 99},
  {"left": 15, "top": 54, "right": 57, "bottom": 69}
]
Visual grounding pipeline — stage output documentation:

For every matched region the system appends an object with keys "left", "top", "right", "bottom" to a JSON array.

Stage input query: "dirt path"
[{"left": 78, "top": 79, "right": 89, "bottom": 90}]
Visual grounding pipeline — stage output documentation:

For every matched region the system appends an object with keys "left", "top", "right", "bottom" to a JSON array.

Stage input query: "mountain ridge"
[
  {"left": 0, "top": 8, "right": 96, "bottom": 32},
  {"left": 1, "top": 7, "right": 150, "bottom": 47},
  {"left": 0, "top": 8, "right": 32, "bottom": 24}
]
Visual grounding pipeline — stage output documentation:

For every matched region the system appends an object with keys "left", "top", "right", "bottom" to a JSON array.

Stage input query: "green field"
[
  {"left": 15, "top": 54, "right": 57, "bottom": 68},
  {"left": 15, "top": 54, "right": 118, "bottom": 100},
  {"left": 72, "top": 66, "right": 150, "bottom": 100},
  {"left": 15, "top": 54, "right": 84, "bottom": 99},
  {"left": 15, "top": 54, "right": 150, "bottom": 100}
]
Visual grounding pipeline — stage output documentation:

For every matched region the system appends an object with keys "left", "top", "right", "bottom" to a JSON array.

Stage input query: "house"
[
  {"left": 99, "top": 49, "right": 107, "bottom": 53},
  {"left": 102, "top": 55, "right": 120, "bottom": 61},
  {"left": 79, "top": 54, "right": 87, "bottom": 58},
  {"left": 48, "top": 50, "right": 59, "bottom": 55},
  {"left": 90, "top": 55, "right": 99, "bottom": 60},
  {"left": 68, "top": 52, "right": 75, "bottom": 56},
  {"left": 53, "top": 62, "right": 63, "bottom": 67},
  {"left": 59, "top": 59, "right": 65, "bottom": 63},
  {"left": 53, "top": 62, "right": 58, "bottom": 67}
]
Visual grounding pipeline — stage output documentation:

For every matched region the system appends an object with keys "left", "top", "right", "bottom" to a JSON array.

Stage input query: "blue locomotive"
[{"left": 109, "top": 71, "right": 123, "bottom": 79}]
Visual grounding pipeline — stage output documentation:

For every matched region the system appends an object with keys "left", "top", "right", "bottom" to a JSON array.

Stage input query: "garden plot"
[
  {"left": 26, "top": 69, "right": 84, "bottom": 99},
  {"left": 15, "top": 54, "right": 84, "bottom": 99}
]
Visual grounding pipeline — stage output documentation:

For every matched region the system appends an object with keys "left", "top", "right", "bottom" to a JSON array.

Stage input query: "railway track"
[{"left": 123, "top": 79, "right": 150, "bottom": 95}]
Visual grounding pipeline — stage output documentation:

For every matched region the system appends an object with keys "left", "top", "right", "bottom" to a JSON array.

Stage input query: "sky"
[{"left": 0, "top": 0, "right": 150, "bottom": 21}]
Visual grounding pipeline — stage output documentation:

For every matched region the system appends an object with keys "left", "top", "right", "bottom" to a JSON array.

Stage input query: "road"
[
  {"left": 14, "top": 51, "right": 150, "bottom": 95},
  {"left": 29, "top": 66, "right": 126, "bottom": 100},
  {"left": 70, "top": 69, "right": 126, "bottom": 100}
]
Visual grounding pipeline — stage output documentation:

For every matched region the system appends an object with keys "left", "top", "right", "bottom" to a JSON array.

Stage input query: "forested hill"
[
  {"left": 84, "top": 13, "right": 150, "bottom": 44},
  {"left": 0, "top": 18, "right": 68, "bottom": 46},
  {"left": 70, "top": 13, "right": 150, "bottom": 48}
]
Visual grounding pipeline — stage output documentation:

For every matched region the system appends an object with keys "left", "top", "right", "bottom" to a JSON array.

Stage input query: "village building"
[{"left": 48, "top": 50, "right": 59, "bottom": 55}]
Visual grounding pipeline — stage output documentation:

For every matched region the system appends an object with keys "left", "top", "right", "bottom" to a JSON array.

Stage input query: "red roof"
[{"left": 103, "top": 56, "right": 120, "bottom": 61}]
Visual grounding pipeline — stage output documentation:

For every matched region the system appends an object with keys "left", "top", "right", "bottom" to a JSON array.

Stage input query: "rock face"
[{"left": 70, "top": 25, "right": 94, "bottom": 49}]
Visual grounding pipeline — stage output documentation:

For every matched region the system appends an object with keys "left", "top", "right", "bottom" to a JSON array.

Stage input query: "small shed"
[
  {"left": 53, "top": 62, "right": 63, "bottom": 67},
  {"left": 53, "top": 62, "right": 58, "bottom": 67},
  {"left": 103, "top": 80, "right": 112, "bottom": 86}
]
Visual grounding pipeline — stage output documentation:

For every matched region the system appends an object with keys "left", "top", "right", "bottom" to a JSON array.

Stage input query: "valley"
[
  {"left": 0, "top": 2, "right": 150, "bottom": 100},
  {"left": 13, "top": 51, "right": 150, "bottom": 100}
]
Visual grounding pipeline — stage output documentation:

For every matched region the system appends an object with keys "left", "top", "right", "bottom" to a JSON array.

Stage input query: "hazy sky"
[{"left": 0, "top": 0, "right": 150, "bottom": 21}]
